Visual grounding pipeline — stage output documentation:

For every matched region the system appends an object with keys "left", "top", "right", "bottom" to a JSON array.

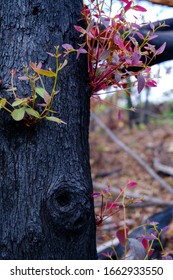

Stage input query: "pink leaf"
[
  {"left": 161, "top": 226, "right": 169, "bottom": 232},
  {"left": 155, "top": 42, "right": 166, "bottom": 55},
  {"left": 43, "top": 92, "right": 51, "bottom": 104},
  {"left": 132, "top": 51, "right": 141, "bottom": 65},
  {"left": 127, "top": 181, "right": 137, "bottom": 188},
  {"left": 136, "top": 32, "right": 144, "bottom": 40},
  {"left": 114, "top": 35, "right": 124, "bottom": 49},
  {"left": 106, "top": 203, "right": 119, "bottom": 209},
  {"left": 18, "top": 76, "right": 29, "bottom": 81},
  {"left": 74, "top": 25, "right": 86, "bottom": 34},
  {"left": 119, "top": 187, "right": 124, "bottom": 193},
  {"left": 37, "top": 62, "right": 42, "bottom": 69},
  {"left": 76, "top": 47, "right": 87, "bottom": 59},
  {"left": 133, "top": 5, "right": 147, "bottom": 12},
  {"left": 148, "top": 34, "right": 158, "bottom": 41},
  {"left": 137, "top": 73, "right": 145, "bottom": 93},
  {"left": 91, "top": 192, "right": 100, "bottom": 198},
  {"left": 144, "top": 234, "right": 157, "bottom": 241},
  {"left": 62, "top": 43, "right": 74, "bottom": 51},
  {"left": 101, "top": 252, "right": 112, "bottom": 258},
  {"left": 145, "top": 67, "right": 151, "bottom": 73},
  {"left": 146, "top": 79, "right": 157, "bottom": 87},
  {"left": 124, "top": 1, "right": 133, "bottom": 12},
  {"left": 131, "top": 23, "right": 141, "bottom": 29},
  {"left": 114, "top": 12, "right": 124, "bottom": 21},
  {"left": 103, "top": 188, "right": 109, "bottom": 194},
  {"left": 47, "top": 52, "right": 56, "bottom": 57},
  {"left": 149, "top": 22, "right": 155, "bottom": 31}
]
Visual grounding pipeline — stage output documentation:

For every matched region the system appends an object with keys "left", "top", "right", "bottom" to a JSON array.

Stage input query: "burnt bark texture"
[{"left": 0, "top": 0, "right": 97, "bottom": 259}]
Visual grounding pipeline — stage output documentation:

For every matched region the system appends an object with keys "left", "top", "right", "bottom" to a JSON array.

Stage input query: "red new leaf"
[
  {"left": 146, "top": 79, "right": 157, "bottom": 87},
  {"left": 106, "top": 203, "right": 119, "bottom": 209},
  {"left": 133, "top": 5, "right": 147, "bottom": 12},
  {"left": 91, "top": 192, "right": 100, "bottom": 198},
  {"left": 124, "top": 1, "right": 133, "bottom": 12},
  {"left": 142, "top": 238, "right": 149, "bottom": 249},
  {"left": 127, "top": 181, "right": 137, "bottom": 188},
  {"left": 74, "top": 25, "right": 86, "bottom": 34},
  {"left": 117, "top": 228, "right": 129, "bottom": 246}
]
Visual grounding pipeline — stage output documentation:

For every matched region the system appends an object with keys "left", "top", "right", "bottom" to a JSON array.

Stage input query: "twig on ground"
[
  {"left": 153, "top": 157, "right": 173, "bottom": 176},
  {"left": 91, "top": 112, "right": 173, "bottom": 195},
  {"left": 93, "top": 181, "right": 173, "bottom": 206}
]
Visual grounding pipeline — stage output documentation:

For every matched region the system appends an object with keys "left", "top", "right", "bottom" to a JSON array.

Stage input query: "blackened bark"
[
  {"left": 139, "top": 18, "right": 173, "bottom": 65},
  {"left": 0, "top": 0, "right": 97, "bottom": 259}
]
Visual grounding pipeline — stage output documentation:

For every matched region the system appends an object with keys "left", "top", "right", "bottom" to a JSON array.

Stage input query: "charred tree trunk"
[
  {"left": 0, "top": 0, "right": 97, "bottom": 259},
  {"left": 139, "top": 18, "right": 173, "bottom": 65}
]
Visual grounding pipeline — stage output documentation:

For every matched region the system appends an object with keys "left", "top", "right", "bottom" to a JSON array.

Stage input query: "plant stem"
[{"left": 49, "top": 48, "right": 59, "bottom": 109}]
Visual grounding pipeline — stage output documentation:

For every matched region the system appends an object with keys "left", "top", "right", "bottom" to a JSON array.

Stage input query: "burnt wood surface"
[{"left": 0, "top": 0, "right": 96, "bottom": 260}]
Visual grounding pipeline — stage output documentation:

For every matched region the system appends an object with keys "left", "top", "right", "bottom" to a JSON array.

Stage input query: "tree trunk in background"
[
  {"left": 143, "top": 88, "right": 150, "bottom": 125},
  {"left": 0, "top": 0, "right": 97, "bottom": 259}
]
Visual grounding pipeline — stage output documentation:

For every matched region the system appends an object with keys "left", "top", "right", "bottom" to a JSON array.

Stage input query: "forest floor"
[{"left": 89, "top": 106, "right": 173, "bottom": 257}]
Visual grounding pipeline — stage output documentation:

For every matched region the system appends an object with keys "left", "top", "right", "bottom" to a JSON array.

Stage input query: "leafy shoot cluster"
[{"left": 0, "top": 46, "right": 67, "bottom": 126}]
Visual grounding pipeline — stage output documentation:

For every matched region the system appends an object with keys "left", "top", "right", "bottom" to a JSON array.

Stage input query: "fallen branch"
[
  {"left": 94, "top": 168, "right": 122, "bottom": 179},
  {"left": 100, "top": 219, "right": 135, "bottom": 231},
  {"left": 93, "top": 181, "right": 173, "bottom": 206},
  {"left": 91, "top": 112, "right": 173, "bottom": 195},
  {"left": 125, "top": 201, "right": 173, "bottom": 207},
  {"left": 153, "top": 157, "right": 173, "bottom": 176}
]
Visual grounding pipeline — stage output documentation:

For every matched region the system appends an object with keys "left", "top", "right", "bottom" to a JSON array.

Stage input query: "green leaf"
[
  {"left": 11, "top": 107, "right": 25, "bottom": 121},
  {"left": 25, "top": 108, "right": 40, "bottom": 118},
  {"left": 46, "top": 116, "right": 66, "bottom": 124},
  {"left": 37, "top": 69, "right": 56, "bottom": 77},
  {"left": 0, "top": 98, "right": 7, "bottom": 109},
  {"left": 35, "top": 87, "right": 45, "bottom": 98},
  {"left": 30, "top": 63, "right": 56, "bottom": 77},
  {"left": 12, "top": 99, "right": 27, "bottom": 107}
]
